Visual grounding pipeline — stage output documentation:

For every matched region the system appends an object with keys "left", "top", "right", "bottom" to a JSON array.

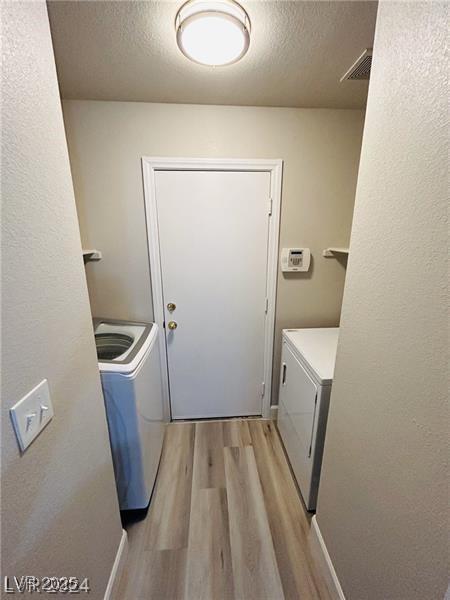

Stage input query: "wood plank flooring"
[{"left": 117, "top": 419, "right": 332, "bottom": 600}]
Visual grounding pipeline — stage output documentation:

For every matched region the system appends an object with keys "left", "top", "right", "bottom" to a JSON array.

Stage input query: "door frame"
[{"left": 142, "top": 157, "right": 283, "bottom": 420}]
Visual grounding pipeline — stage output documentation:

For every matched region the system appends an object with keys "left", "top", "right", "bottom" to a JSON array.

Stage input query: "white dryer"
[
  {"left": 277, "top": 327, "right": 339, "bottom": 511},
  {"left": 94, "top": 318, "right": 165, "bottom": 510}
]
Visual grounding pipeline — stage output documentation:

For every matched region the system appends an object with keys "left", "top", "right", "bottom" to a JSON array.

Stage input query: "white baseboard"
[
  {"left": 310, "top": 516, "right": 346, "bottom": 600},
  {"left": 269, "top": 405, "right": 278, "bottom": 420},
  {"left": 104, "top": 529, "right": 128, "bottom": 600}
]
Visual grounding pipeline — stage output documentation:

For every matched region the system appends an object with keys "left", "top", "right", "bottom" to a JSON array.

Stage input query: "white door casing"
[{"left": 142, "top": 158, "right": 283, "bottom": 420}]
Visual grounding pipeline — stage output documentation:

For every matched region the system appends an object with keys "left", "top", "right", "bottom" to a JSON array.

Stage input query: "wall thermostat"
[{"left": 281, "top": 248, "right": 311, "bottom": 272}]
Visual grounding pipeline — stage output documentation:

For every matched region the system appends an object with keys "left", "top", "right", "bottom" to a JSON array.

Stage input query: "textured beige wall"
[
  {"left": 63, "top": 101, "right": 364, "bottom": 401},
  {"left": 316, "top": 2, "right": 448, "bottom": 599},
  {"left": 2, "top": 3, "right": 123, "bottom": 596}
]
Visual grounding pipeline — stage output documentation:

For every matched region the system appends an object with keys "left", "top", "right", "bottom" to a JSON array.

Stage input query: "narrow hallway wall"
[
  {"left": 316, "top": 2, "right": 448, "bottom": 598},
  {"left": 2, "top": 3, "right": 123, "bottom": 596}
]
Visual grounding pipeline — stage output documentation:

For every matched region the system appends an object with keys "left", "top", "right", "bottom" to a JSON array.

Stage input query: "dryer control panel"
[{"left": 281, "top": 248, "right": 311, "bottom": 272}]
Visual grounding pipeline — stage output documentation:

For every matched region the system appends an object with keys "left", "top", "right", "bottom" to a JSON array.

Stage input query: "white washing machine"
[
  {"left": 277, "top": 327, "right": 339, "bottom": 511},
  {"left": 94, "top": 318, "right": 165, "bottom": 510}
]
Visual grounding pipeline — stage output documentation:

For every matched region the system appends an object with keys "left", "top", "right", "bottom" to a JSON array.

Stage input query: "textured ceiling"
[{"left": 47, "top": 0, "right": 378, "bottom": 108}]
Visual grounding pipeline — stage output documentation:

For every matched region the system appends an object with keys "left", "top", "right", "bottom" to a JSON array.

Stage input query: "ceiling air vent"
[{"left": 340, "top": 49, "right": 372, "bottom": 82}]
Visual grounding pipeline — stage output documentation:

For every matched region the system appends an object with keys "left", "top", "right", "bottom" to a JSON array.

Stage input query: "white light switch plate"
[{"left": 10, "top": 379, "right": 54, "bottom": 451}]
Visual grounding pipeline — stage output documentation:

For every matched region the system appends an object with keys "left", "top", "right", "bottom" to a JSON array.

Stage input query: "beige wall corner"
[
  {"left": 316, "top": 2, "right": 448, "bottom": 599},
  {"left": 2, "top": 2, "right": 123, "bottom": 597}
]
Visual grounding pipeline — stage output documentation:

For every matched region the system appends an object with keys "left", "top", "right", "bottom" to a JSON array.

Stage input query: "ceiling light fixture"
[{"left": 175, "top": 0, "right": 251, "bottom": 67}]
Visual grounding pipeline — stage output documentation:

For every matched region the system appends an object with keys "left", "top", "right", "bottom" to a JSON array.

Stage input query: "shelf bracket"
[
  {"left": 83, "top": 249, "right": 102, "bottom": 264},
  {"left": 322, "top": 247, "right": 349, "bottom": 258}
]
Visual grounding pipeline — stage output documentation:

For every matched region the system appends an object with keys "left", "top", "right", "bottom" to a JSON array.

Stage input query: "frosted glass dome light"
[{"left": 176, "top": 0, "right": 251, "bottom": 66}]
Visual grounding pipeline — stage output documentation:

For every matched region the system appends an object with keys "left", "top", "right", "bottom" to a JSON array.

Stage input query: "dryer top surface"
[{"left": 282, "top": 328, "right": 339, "bottom": 385}]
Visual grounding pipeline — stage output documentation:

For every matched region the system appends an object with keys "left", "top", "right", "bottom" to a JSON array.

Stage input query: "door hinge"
[
  {"left": 265, "top": 297, "right": 269, "bottom": 314},
  {"left": 261, "top": 382, "right": 266, "bottom": 397},
  {"left": 268, "top": 197, "right": 273, "bottom": 216}
]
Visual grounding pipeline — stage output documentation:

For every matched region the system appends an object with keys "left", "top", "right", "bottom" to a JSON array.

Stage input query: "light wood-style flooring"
[{"left": 117, "top": 419, "right": 332, "bottom": 600}]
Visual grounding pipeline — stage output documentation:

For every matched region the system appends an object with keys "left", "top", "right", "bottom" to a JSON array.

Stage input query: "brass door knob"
[
  {"left": 167, "top": 302, "right": 176, "bottom": 313},
  {"left": 168, "top": 321, "right": 178, "bottom": 330}
]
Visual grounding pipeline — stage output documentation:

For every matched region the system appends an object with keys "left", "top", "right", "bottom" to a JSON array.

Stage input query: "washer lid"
[
  {"left": 282, "top": 328, "right": 339, "bottom": 385},
  {"left": 94, "top": 319, "right": 157, "bottom": 374}
]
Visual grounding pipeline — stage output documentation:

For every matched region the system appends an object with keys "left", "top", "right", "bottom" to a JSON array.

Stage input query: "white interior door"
[{"left": 155, "top": 170, "right": 271, "bottom": 419}]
